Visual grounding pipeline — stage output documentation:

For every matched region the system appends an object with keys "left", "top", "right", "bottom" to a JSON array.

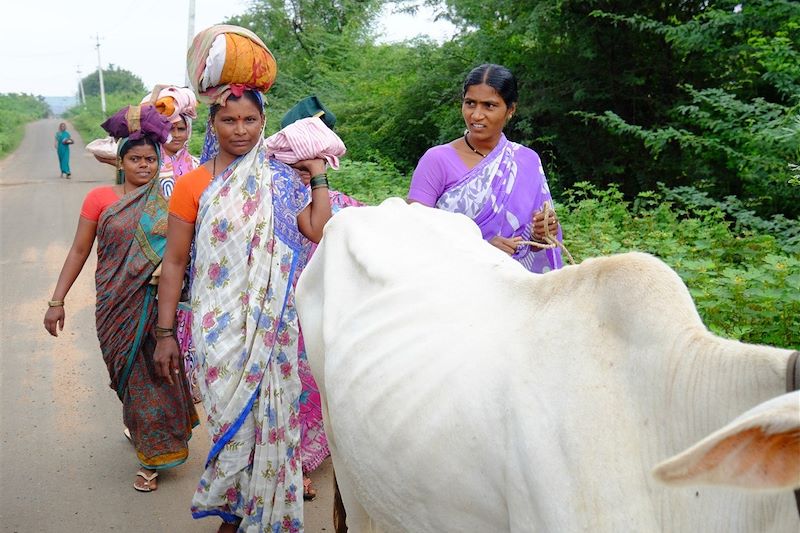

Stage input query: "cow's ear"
[{"left": 652, "top": 391, "right": 800, "bottom": 491}]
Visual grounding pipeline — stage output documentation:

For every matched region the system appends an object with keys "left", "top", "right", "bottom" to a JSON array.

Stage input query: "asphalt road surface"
[{"left": 0, "top": 119, "right": 334, "bottom": 533}]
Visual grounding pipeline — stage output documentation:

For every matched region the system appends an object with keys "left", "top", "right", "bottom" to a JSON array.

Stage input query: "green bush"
[
  {"left": 0, "top": 94, "right": 49, "bottom": 157},
  {"left": 558, "top": 183, "right": 798, "bottom": 349}
]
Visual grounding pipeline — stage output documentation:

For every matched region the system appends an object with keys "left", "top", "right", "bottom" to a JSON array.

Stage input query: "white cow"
[{"left": 295, "top": 198, "right": 800, "bottom": 533}]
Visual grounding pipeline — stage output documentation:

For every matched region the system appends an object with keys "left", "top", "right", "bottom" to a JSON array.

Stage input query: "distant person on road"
[
  {"left": 54, "top": 122, "right": 73, "bottom": 178},
  {"left": 43, "top": 104, "right": 198, "bottom": 494}
]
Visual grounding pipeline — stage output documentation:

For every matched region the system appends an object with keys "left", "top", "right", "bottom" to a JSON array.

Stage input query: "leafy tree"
[{"left": 81, "top": 65, "right": 146, "bottom": 96}]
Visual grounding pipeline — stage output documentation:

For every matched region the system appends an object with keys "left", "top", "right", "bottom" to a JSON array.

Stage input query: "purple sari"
[{"left": 434, "top": 134, "right": 562, "bottom": 273}]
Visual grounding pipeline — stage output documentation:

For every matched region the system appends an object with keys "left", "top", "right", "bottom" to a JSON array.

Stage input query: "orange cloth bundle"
[{"left": 187, "top": 25, "right": 277, "bottom": 105}]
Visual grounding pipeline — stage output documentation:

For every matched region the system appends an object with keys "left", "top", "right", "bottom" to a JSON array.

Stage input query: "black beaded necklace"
[{"left": 463, "top": 132, "right": 486, "bottom": 158}]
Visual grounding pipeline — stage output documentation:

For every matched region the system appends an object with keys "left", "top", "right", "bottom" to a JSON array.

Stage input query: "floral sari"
[
  {"left": 95, "top": 177, "right": 198, "bottom": 468},
  {"left": 436, "top": 134, "right": 563, "bottom": 273},
  {"left": 190, "top": 140, "right": 309, "bottom": 532}
]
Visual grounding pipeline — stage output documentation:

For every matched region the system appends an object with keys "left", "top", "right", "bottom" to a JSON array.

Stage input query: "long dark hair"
[{"left": 462, "top": 64, "right": 519, "bottom": 107}]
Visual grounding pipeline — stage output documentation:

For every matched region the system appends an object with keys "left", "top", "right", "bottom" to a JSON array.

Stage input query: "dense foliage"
[
  {"left": 558, "top": 183, "right": 799, "bottom": 349},
  {"left": 0, "top": 93, "right": 50, "bottom": 157}
]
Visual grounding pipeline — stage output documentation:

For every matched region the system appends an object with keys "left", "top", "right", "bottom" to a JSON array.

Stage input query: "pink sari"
[{"left": 297, "top": 189, "right": 363, "bottom": 472}]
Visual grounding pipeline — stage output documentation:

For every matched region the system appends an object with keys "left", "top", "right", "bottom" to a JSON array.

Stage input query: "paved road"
[{"left": 0, "top": 119, "right": 334, "bottom": 532}]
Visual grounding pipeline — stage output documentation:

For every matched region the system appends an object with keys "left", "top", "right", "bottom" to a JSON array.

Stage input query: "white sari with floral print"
[{"left": 190, "top": 140, "right": 309, "bottom": 533}]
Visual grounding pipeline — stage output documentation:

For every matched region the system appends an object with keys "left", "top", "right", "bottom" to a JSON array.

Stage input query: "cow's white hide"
[{"left": 296, "top": 198, "right": 799, "bottom": 533}]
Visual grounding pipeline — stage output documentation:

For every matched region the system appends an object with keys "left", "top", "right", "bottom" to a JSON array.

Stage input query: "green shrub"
[
  {"left": 0, "top": 94, "right": 49, "bottom": 157},
  {"left": 559, "top": 183, "right": 798, "bottom": 349}
]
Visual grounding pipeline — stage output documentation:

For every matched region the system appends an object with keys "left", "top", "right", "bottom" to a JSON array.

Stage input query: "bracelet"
[
  {"left": 48, "top": 300, "right": 65, "bottom": 307},
  {"left": 154, "top": 325, "right": 174, "bottom": 334},
  {"left": 155, "top": 330, "right": 175, "bottom": 339},
  {"left": 310, "top": 174, "right": 329, "bottom": 190}
]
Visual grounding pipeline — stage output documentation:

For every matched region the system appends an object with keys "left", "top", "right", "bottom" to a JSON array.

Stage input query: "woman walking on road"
[
  {"left": 154, "top": 24, "right": 331, "bottom": 532},
  {"left": 44, "top": 104, "right": 198, "bottom": 493},
  {"left": 55, "top": 122, "right": 73, "bottom": 178}
]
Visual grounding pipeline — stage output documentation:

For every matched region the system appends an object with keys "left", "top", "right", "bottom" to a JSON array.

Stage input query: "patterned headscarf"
[
  {"left": 141, "top": 85, "right": 198, "bottom": 124},
  {"left": 102, "top": 105, "right": 171, "bottom": 184},
  {"left": 101, "top": 105, "right": 172, "bottom": 143},
  {"left": 187, "top": 25, "right": 277, "bottom": 106}
]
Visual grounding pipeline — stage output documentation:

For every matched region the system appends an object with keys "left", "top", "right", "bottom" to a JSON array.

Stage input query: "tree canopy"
[{"left": 80, "top": 65, "right": 146, "bottom": 97}]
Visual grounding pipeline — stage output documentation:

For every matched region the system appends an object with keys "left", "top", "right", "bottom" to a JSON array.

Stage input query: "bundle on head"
[{"left": 187, "top": 24, "right": 277, "bottom": 105}]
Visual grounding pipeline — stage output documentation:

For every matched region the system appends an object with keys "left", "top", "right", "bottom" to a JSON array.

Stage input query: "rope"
[{"left": 516, "top": 201, "right": 577, "bottom": 265}]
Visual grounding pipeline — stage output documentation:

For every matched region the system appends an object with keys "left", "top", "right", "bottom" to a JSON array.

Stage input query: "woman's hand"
[
  {"left": 44, "top": 306, "right": 65, "bottom": 337},
  {"left": 489, "top": 235, "right": 523, "bottom": 255},
  {"left": 154, "top": 336, "right": 181, "bottom": 385},
  {"left": 532, "top": 210, "right": 559, "bottom": 241},
  {"left": 291, "top": 159, "right": 326, "bottom": 183},
  {"left": 94, "top": 154, "right": 117, "bottom": 167}
]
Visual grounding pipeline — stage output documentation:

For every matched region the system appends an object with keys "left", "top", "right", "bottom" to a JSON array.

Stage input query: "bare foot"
[
  {"left": 303, "top": 475, "right": 317, "bottom": 501},
  {"left": 218, "top": 521, "right": 240, "bottom": 533}
]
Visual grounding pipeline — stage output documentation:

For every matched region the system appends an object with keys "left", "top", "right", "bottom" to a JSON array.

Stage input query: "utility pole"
[
  {"left": 95, "top": 34, "right": 107, "bottom": 116},
  {"left": 76, "top": 67, "right": 86, "bottom": 107},
  {"left": 186, "top": 0, "right": 196, "bottom": 87}
]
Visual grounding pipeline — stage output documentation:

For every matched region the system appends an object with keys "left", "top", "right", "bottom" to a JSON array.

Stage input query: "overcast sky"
[{"left": 0, "top": 0, "right": 454, "bottom": 97}]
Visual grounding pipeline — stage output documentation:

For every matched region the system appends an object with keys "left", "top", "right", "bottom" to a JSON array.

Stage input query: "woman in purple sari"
[{"left": 408, "top": 64, "right": 563, "bottom": 273}]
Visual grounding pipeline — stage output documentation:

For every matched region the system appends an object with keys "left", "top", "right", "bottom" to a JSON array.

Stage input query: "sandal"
[
  {"left": 303, "top": 475, "right": 316, "bottom": 501},
  {"left": 133, "top": 469, "right": 158, "bottom": 492}
]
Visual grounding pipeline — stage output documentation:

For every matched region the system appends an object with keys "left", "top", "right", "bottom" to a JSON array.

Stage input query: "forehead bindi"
[{"left": 220, "top": 99, "right": 262, "bottom": 119}]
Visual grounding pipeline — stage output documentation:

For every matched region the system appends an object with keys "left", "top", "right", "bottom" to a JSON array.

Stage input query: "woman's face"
[
  {"left": 213, "top": 97, "right": 264, "bottom": 157},
  {"left": 461, "top": 83, "right": 515, "bottom": 144},
  {"left": 163, "top": 118, "right": 189, "bottom": 155},
  {"left": 59, "top": 123, "right": 66, "bottom": 131},
  {"left": 121, "top": 144, "right": 159, "bottom": 188}
]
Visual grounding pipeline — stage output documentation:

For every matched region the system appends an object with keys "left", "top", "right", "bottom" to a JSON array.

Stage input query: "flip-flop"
[{"left": 134, "top": 470, "right": 158, "bottom": 492}]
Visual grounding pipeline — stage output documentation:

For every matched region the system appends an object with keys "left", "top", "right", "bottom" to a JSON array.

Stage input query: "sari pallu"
[
  {"left": 436, "top": 134, "right": 563, "bottom": 273},
  {"left": 94, "top": 179, "right": 198, "bottom": 469},
  {"left": 190, "top": 141, "right": 308, "bottom": 532}
]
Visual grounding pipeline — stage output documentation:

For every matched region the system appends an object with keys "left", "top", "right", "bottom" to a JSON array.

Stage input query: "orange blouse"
[{"left": 169, "top": 166, "right": 213, "bottom": 223}]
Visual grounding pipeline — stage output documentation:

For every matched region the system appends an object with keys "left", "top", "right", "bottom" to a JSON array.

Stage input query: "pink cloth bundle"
[{"left": 265, "top": 117, "right": 346, "bottom": 169}]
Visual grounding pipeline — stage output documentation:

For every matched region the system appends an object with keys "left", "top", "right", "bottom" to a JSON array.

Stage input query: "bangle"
[
  {"left": 154, "top": 325, "right": 174, "bottom": 334},
  {"left": 48, "top": 300, "right": 64, "bottom": 307},
  {"left": 155, "top": 330, "right": 175, "bottom": 339},
  {"left": 310, "top": 174, "right": 329, "bottom": 190}
]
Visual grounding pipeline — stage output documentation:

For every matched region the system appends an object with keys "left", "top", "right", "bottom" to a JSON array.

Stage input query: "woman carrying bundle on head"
[
  {"left": 153, "top": 25, "right": 332, "bottom": 532},
  {"left": 43, "top": 105, "right": 199, "bottom": 493},
  {"left": 142, "top": 85, "right": 203, "bottom": 403},
  {"left": 141, "top": 85, "right": 200, "bottom": 198}
]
